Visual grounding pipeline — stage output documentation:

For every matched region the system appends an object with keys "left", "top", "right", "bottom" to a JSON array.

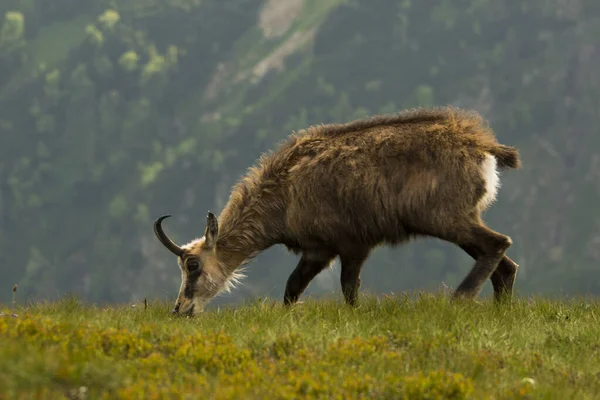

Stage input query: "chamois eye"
[{"left": 187, "top": 260, "right": 200, "bottom": 272}]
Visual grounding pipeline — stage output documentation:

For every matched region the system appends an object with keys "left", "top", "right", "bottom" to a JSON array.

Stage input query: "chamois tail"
[{"left": 489, "top": 144, "right": 521, "bottom": 169}]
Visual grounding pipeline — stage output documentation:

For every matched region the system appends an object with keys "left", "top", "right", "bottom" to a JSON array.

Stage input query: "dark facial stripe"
[{"left": 183, "top": 270, "right": 202, "bottom": 299}]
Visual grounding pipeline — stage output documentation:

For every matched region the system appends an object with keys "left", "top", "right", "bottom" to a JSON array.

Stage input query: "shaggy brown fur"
[{"left": 154, "top": 106, "right": 521, "bottom": 315}]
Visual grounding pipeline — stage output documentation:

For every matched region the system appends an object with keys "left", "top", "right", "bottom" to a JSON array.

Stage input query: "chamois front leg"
[
  {"left": 339, "top": 247, "right": 370, "bottom": 306},
  {"left": 284, "top": 249, "right": 337, "bottom": 306}
]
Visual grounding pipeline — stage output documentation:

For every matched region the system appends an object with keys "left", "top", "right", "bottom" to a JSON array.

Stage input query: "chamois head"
[{"left": 153, "top": 212, "right": 229, "bottom": 316}]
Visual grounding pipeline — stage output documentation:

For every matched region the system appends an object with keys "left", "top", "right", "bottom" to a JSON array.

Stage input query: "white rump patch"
[{"left": 478, "top": 153, "right": 501, "bottom": 211}]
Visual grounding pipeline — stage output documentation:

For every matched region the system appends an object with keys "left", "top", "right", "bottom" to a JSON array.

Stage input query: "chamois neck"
[
  {"left": 216, "top": 212, "right": 276, "bottom": 274},
  {"left": 214, "top": 165, "right": 286, "bottom": 273}
]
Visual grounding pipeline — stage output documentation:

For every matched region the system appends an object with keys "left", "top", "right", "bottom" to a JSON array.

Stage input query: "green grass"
[{"left": 1, "top": 292, "right": 599, "bottom": 399}]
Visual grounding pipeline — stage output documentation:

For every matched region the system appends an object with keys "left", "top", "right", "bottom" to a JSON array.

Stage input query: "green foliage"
[
  {"left": 118, "top": 50, "right": 139, "bottom": 71},
  {"left": 84, "top": 23, "right": 104, "bottom": 46},
  {"left": 97, "top": 9, "right": 120, "bottom": 31},
  {"left": 1, "top": 294, "right": 600, "bottom": 398},
  {"left": 0, "top": 11, "right": 24, "bottom": 46}
]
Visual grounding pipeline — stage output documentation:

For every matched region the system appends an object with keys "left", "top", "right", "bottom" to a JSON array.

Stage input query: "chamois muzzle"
[{"left": 153, "top": 215, "right": 184, "bottom": 257}]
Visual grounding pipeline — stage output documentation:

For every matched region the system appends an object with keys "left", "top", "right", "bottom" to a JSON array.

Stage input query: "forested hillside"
[{"left": 1, "top": 0, "right": 599, "bottom": 305}]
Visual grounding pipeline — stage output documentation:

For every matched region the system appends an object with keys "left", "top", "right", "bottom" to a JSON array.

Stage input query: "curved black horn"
[{"left": 153, "top": 215, "right": 184, "bottom": 257}]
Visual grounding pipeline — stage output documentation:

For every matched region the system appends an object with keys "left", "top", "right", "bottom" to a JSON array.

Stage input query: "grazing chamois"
[{"left": 154, "top": 106, "right": 521, "bottom": 315}]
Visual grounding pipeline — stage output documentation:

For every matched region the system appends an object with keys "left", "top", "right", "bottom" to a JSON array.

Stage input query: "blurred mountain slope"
[{"left": 0, "top": 0, "right": 599, "bottom": 304}]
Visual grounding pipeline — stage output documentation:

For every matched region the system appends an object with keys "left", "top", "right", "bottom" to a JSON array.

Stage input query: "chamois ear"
[{"left": 204, "top": 211, "right": 219, "bottom": 249}]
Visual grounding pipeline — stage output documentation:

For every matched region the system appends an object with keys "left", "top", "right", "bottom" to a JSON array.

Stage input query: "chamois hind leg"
[
  {"left": 490, "top": 256, "right": 518, "bottom": 300},
  {"left": 459, "top": 244, "right": 519, "bottom": 302},
  {"left": 339, "top": 247, "right": 370, "bottom": 306},
  {"left": 451, "top": 221, "right": 512, "bottom": 300},
  {"left": 429, "top": 215, "right": 512, "bottom": 300},
  {"left": 283, "top": 249, "right": 336, "bottom": 306}
]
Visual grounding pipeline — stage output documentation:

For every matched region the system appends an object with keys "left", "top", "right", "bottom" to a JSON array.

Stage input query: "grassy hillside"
[{"left": 1, "top": 293, "right": 599, "bottom": 399}]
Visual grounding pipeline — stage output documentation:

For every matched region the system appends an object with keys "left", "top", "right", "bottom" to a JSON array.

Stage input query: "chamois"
[{"left": 154, "top": 106, "right": 521, "bottom": 315}]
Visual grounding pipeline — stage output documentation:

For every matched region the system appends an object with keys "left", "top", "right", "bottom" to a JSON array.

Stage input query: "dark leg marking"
[
  {"left": 284, "top": 249, "right": 337, "bottom": 306},
  {"left": 459, "top": 244, "right": 519, "bottom": 302},
  {"left": 339, "top": 247, "right": 370, "bottom": 306},
  {"left": 452, "top": 223, "right": 512, "bottom": 300}
]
